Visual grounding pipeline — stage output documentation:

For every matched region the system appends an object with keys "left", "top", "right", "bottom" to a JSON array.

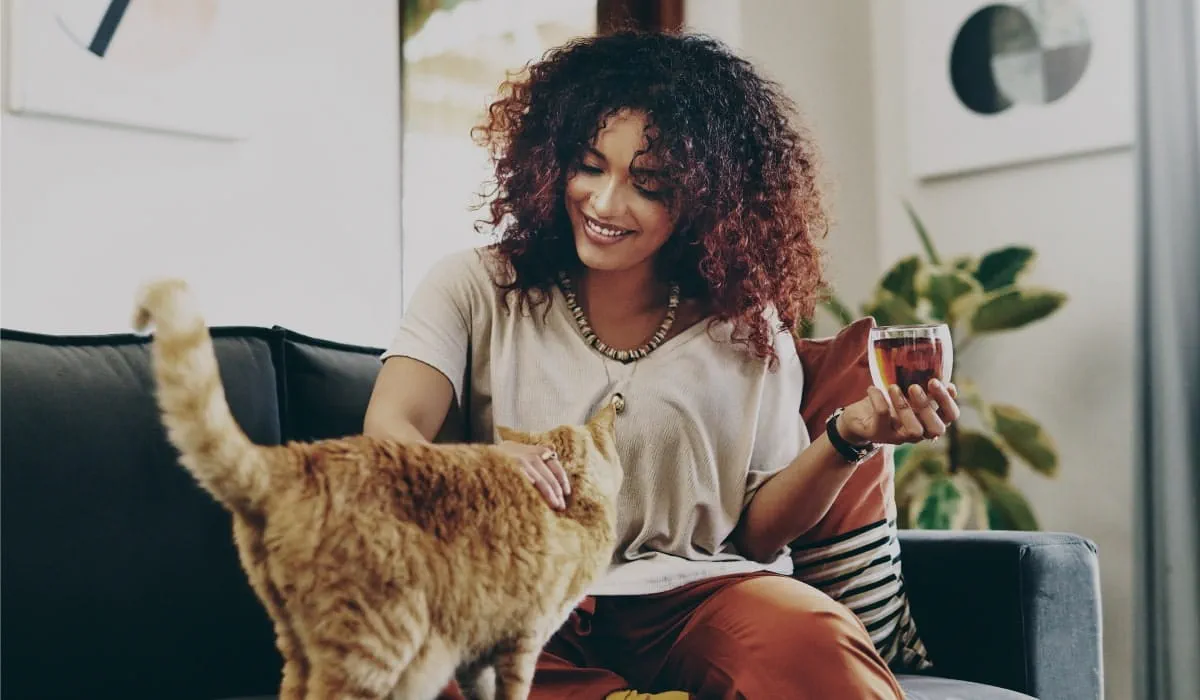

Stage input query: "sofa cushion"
[
  {"left": 277, "top": 327, "right": 466, "bottom": 444},
  {"left": 791, "top": 318, "right": 931, "bottom": 671},
  {"left": 276, "top": 328, "right": 388, "bottom": 441},
  {"left": 0, "top": 328, "right": 283, "bottom": 700}
]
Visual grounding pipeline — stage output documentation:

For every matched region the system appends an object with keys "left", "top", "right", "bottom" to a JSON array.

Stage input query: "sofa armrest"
[{"left": 898, "top": 530, "right": 1103, "bottom": 700}]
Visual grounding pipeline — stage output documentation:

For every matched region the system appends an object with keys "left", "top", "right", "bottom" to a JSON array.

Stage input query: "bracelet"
[{"left": 825, "top": 407, "right": 876, "bottom": 465}]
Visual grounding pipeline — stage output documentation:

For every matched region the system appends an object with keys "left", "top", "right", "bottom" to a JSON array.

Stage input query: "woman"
[{"left": 365, "top": 30, "right": 959, "bottom": 699}]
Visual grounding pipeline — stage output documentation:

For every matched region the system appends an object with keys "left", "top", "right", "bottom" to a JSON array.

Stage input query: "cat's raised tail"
[{"left": 133, "top": 279, "right": 271, "bottom": 514}]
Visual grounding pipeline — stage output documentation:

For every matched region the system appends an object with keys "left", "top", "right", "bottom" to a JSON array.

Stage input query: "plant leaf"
[
  {"left": 923, "top": 269, "right": 981, "bottom": 322},
  {"left": 904, "top": 201, "right": 941, "bottom": 265},
  {"left": 958, "top": 472, "right": 991, "bottom": 529},
  {"left": 969, "top": 287, "right": 1067, "bottom": 333},
  {"left": 949, "top": 290, "right": 986, "bottom": 328},
  {"left": 973, "top": 470, "right": 1040, "bottom": 530},
  {"left": 950, "top": 254, "right": 977, "bottom": 273},
  {"left": 862, "top": 290, "right": 923, "bottom": 327},
  {"left": 909, "top": 442, "right": 950, "bottom": 476},
  {"left": 893, "top": 443, "right": 915, "bottom": 471},
  {"left": 991, "top": 404, "right": 1059, "bottom": 475},
  {"left": 956, "top": 380, "right": 994, "bottom": 427},
  {"left": 955, "top": 429, "right": 1010, "bottom": 477},
  {"left": 915, "top": 476, "right": 965, "bottom": 530},
  {"left": 821, "top": 294, "right": 856, "bottom": 326},
  {"left": 975, "top": 246, "right": 1036, "bottom": 291},
  {"left": 895, "top": 446, "right": 951, "bottom": 528},
  {"left": 896, "top": 470, "right": 931, "bottom": 529},
  {"left": 881, "top": 256, "right": 922, "bottom": 308}
]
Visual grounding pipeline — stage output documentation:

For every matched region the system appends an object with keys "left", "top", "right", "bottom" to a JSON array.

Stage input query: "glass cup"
[{"left": 868, "top": 324, "right": 954, "bottom": 405}]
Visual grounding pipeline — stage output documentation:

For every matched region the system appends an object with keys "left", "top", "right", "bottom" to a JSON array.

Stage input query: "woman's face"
[{"left": 565, "top": 109, "right": 675, "bottom": 276}]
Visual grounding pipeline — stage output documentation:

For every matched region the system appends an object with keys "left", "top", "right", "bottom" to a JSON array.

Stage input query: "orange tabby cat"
[{"left": 132, "top": 279, "right": 623, "bottom": 700}]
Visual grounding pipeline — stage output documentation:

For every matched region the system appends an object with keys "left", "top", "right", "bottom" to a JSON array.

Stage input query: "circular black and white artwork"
[
  {"left": 901, "top": 0, "right": 1131, "bottom": 178},
  {"left": 5, "top": 0, "right": 246, "bottom": 139},
  {"left": 949, "top": 0, "right": 1092, "bottom": 115},
  {"left": 52, "top": 0, "right": 218, "bottom": 73}
]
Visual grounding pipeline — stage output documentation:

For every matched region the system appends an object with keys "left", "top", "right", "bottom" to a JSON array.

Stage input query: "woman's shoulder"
[
  {"left": 430, "top": 245, "right": 502, "bottom": 282},
  {"left": 420, "top": 245, "right": 510, "bottom": 300}
]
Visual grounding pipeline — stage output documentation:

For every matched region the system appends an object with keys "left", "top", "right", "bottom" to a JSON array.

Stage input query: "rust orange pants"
[{"left": 441, "top": 571, "right": 904, "bottom": 699}]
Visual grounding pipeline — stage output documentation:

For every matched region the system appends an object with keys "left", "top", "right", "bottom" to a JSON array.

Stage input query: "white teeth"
[{"left": 585, "top": 217, "right": 629, "bottom": 238}]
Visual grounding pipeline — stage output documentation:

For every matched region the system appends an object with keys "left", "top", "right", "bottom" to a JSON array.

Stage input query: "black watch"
[{"left": 826, "top": 407, "right": 876, "bottom": 464}]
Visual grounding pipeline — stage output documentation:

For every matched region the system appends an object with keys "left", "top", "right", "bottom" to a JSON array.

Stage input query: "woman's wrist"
[{"left": 834, "top": 409, "right": 871, "bottom": 447}]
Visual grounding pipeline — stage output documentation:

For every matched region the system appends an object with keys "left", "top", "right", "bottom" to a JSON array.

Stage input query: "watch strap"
[{"left": 826, "top": 407, "right": 876, "bottom": 464}]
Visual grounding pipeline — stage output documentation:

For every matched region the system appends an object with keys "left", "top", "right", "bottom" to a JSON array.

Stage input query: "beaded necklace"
[
  {"left": 557, "top": 271, "right": 682, "bottom": 414},
  {"left": 557, "top": 271, "right": 681, "bottom": 363}
]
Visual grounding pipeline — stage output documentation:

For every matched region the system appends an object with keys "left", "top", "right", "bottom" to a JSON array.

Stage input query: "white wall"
[
  {"left": 1, "top": 0, "right": 403, "bottom": 348},
  {"left": 869, "top": 1, "right": 1136, "bottom": 697},
  {"left": 685, "top": 0, "right": 881, "bottom": 322}
]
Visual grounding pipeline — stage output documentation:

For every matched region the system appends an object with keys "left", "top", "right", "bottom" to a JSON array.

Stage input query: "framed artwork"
[
  {"left": 903, "top": 0, "right": 1135, "bottom": 179},
  {"left": 3, "top": 0, "right": 249, "bottom": 139}
]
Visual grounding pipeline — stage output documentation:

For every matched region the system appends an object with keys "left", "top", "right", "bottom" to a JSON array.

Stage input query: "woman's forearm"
[
  {"left": 363, "top": 414, "right": 432, "bottom": 444},
  {"left": 732, "top": 431, "right": 863, "bottom": 562}
]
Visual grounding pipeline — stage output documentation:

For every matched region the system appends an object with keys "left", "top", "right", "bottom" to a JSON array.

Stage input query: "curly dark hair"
[{"left": 472, "top": 29, "right": 829, "bottom": 364}]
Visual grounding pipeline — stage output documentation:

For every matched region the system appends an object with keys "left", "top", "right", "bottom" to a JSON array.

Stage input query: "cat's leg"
[
  {"left": 233, "top": 519, "right": 309, "bottom": 699},
  {"left": 258, "top": 574, "right": 309, "bottom": 700},
  {"left": 273, "top": 615, "right": 309, "bottom": 700},
  {"left": 389, "top": 636, "right": 461, "bottom": 700},
  {"left": 299, "top": 598, "right": 428, "bottom": 700},
  {"left": 304, "top": 638, "right": 408, "bottom": 700},
  {"left": 455, "top": 660, "right": 496, "bottom": 700},
  {"left": 491, "top": 635, "right": 542, "bottom": 700}
]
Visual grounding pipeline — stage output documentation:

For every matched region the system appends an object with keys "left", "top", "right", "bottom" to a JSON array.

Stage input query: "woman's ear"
[{"left": 587, "top": 402, "right": 617, "bottom": 434}]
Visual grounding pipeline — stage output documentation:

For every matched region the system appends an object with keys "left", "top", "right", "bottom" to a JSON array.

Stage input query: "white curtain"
[{"left": 1134, "top": 0, "right": 1200, "bottom": 698}]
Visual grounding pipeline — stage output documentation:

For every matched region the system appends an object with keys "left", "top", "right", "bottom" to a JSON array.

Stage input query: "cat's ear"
[
  {"left": 495, "top": 425, "right": 522, "bottom": 444},
  {"left": 587, "top": 401, "right": 617, "bottom": 434}
]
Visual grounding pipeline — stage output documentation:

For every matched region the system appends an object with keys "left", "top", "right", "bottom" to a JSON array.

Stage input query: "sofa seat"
[{"left": 898, "top": 675, "right": 1037, "bottom": 699}]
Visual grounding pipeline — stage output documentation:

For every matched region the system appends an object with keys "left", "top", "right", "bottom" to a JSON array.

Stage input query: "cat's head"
[{"left": 495, "top": 402, "right": 622, "bottom": 501}]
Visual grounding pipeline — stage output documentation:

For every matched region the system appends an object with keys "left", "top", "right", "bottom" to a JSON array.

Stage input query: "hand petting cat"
[{"left": 498, "top": 440, "right": 571, "bottom": 510}]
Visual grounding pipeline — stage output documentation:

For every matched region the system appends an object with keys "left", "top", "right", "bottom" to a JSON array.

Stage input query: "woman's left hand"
[{"left": 837, "top": 379, "right": 961, "bottom": 446}]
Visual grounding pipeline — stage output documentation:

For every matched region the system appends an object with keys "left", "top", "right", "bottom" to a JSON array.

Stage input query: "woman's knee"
[
  {"left": 715, "top": 575, "right": 872, "bottom": 654},
  {"left": 659, "top": 575, "right": 900, "bottom": 698}
]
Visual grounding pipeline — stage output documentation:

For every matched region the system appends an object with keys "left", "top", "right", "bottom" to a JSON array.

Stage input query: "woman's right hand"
[{"left": 497, "top": 441, "right": 570, "bottom": 509}]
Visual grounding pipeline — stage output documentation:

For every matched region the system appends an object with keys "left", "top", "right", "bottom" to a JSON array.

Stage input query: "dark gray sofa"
[{"left": 0, "top": 326, "right": 1103, "bottom": 699}]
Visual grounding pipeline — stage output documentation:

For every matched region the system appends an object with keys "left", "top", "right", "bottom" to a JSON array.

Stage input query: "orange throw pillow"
[{"left": 791, "top": 317, "right": 932, "bottom": 671}]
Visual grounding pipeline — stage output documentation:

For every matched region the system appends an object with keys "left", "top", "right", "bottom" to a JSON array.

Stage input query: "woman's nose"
[{"left": 591, "top": 178, "right": 624, "bottom": 218}]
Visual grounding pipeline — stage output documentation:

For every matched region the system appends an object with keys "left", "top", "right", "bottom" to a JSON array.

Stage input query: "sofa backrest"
[
  {"left": 0, "top": 326, "right": 394, "bottom": 700},
  {"left": 278, "top": 328, "right": 466, "bottom": 444}
]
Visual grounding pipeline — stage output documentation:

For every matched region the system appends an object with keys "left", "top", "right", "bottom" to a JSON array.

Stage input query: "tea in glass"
[{"left": 867, "top": 324, "right": 953, "bottom": 400}]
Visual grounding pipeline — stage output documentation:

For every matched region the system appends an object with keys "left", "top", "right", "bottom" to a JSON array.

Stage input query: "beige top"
[{"left": 382, "top": 247, "right": 810, "bottom": 595}]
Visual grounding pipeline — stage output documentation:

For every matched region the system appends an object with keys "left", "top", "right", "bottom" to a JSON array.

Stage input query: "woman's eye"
[
  {"left": 579, "top": 163, "right": 603, "bottom": 174},
  {"left": 635, "top": 180, "right": 667, "bottom": 200}
]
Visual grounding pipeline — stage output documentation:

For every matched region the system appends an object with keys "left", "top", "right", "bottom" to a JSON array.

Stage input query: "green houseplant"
[{"left": 809, "top": 204, "right": 1068, "bottom": 531}]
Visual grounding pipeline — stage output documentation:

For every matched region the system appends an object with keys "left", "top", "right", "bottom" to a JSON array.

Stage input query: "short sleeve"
[
  {"left": 743, "top": 328, "right": 811, "bottom": 506},
  {"left": 380, "top": 250, "right": 488, "bottom": 404}
]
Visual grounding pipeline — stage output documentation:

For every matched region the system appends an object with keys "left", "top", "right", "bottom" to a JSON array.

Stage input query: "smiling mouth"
[{"left": 584, "top": 215, "right": 634, "bottom": 239}]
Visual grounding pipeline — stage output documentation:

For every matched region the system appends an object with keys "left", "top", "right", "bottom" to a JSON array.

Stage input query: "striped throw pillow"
[{"left": 790, "top": 516, "right": 931, "bottom": 670}]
